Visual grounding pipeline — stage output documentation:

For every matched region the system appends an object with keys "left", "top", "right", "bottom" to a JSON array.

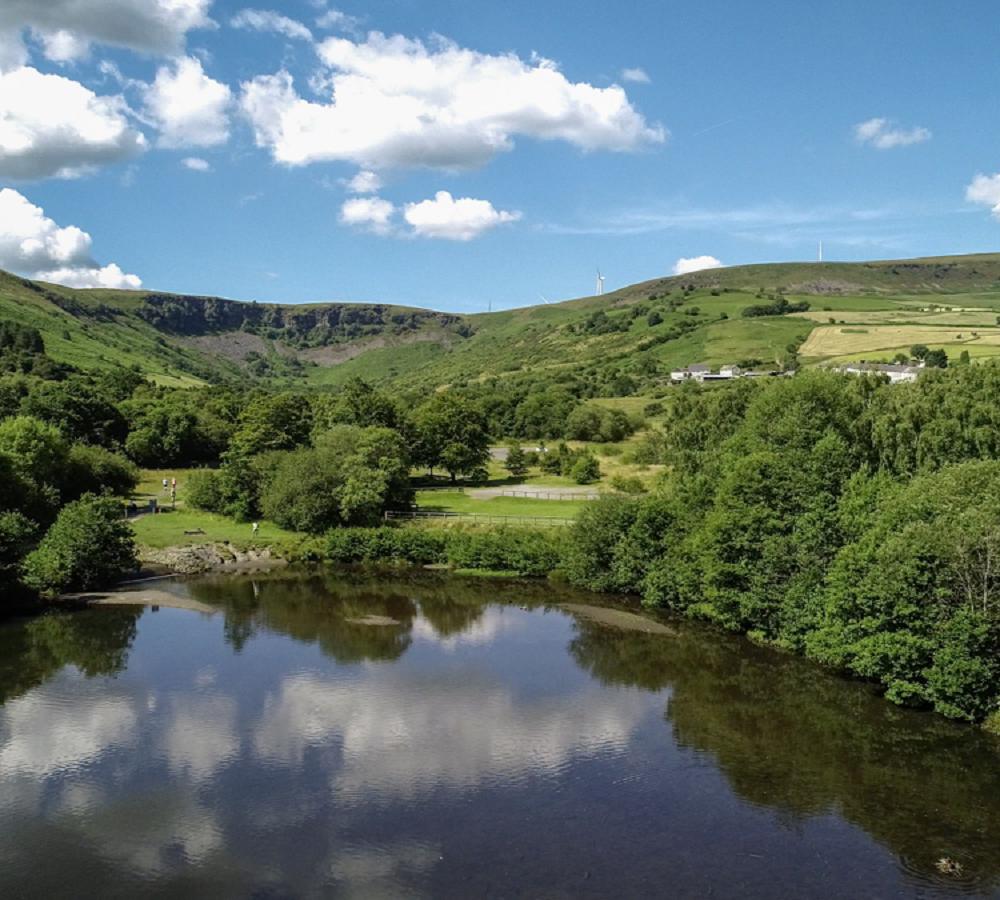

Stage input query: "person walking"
[{"left": 252, "top": 522, "right": 260, "bottom": 537}]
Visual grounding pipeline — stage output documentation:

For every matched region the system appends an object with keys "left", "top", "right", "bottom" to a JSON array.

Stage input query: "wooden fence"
[
  {"left": 493, "top": 489, "right": 599, "bottom": 500},
  {"left": 384, "top": 510, "right": 575, "bottom": 527}
]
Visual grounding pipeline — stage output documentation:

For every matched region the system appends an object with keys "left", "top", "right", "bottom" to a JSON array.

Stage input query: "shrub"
[
  {"left": 67, "top": 444, "right": 138, "bottom": 499},
  {"left": 325, "top": 527, "right": 447, "bottom": 565},
  {"left": 21, "top": 494, "right": 137, "bottom": 597},
  {"left": 570, "top": 454, "right": 601, "bottom": 484},
  {"left": 0, "top": 511, "right": 37, "bottom": 595},
  {"left": 445, "top": 528, "right": 563, "bottom": 577},
  {"left": 504, "top": 442, "right": 528, "bottom": 477},
  {"left": 562, "top": 496, "right": 641, "bottom": 592},
  {"left": 187, "top": 469, "right": 225, "bottom": 513},
  {"left": 611, "top": 475, "right": 647, "bottom": 494}
]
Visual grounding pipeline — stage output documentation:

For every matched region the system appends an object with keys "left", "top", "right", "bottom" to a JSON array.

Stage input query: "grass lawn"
[
  {"left": 131, "top": 507, "right": 306, "bottom": 551},
  {"left": 134, "top": 468, "right": 209, "bottom": 509},
  {"left": 414, "top": 490, "right": 588, "bottom": 519}
]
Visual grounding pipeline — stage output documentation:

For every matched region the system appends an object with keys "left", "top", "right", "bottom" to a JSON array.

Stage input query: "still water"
[{"left": 1, "top": 570, "right": 999, "bottom": 899}]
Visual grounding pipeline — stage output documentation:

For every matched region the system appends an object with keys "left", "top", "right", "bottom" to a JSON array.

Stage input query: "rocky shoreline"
[{"left": 138, "top": 542, "right": 289, "bottom": 575}]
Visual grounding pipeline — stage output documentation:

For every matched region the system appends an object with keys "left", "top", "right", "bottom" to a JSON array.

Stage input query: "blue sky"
[{"left": 1, "top": 0, "right": 998, "bottom": 311}]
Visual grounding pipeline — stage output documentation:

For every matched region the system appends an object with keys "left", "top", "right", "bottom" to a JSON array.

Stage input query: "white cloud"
[
  {"left": 621, "top": 67, "right": 650, "bottom": 83},
  {"left": 673, "top": 255, "right": 723, "bottom": 276},
  {"left": 403, "top": 191, "right": 521, "bottom": 241},
  {"left": 0, "top": 188, "right": 142, "bottom": 288},
  {"left": 0, "top": 29, "right": 27, "bottom": 72},
  {"left": 161, "top": 695, "right": 238, "bottom": 782},
  {"left": 240, "top": 31, "right": 664, "bottom": 170},
  {"left": 230, "top": 9, "right": 313, "bottom": 42},
  {"left": 0, "top": 682, "right": 137, "bottom": 778},
  {"left": 854, "top": 117, "right": 931, "bottom": 150},
  {"left": 340, "top": 195, "right": 396, "bottom": 234},
  {"left": 32, "top": 29, "right": 90, "bottom": 63},
  {"left": 344, "top": 169, "right": 382, "bottom": 193},
  {"left": 0, "top": 0, "right": 214, "bottom": 62},
  {"left": 316, "top": 8, "right": 360, "bottom": 32},
  {"left": 252, "top": 669, "right": 648, "bottom": 801},
  {"left": 142, "top": 56, "right": 231, "bottom": 148},
  {"left": 181, "top": 156, "right": 210, "bottom": 171},
  {"left": 38, "top": 262, "right": 143, "bottom": 289},
  {"left": 966, "top": 173, "right": 1000, "bottom": 220},
  {"left": 0, "top": 67, "right": 146, "bottom": 179}
]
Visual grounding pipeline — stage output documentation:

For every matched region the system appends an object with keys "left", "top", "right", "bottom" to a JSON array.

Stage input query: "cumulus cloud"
[
  {"left": 0, "top": 29, "right": 28, "bottom": 72},
  {"left": 621, "top": 67, "right": 650, "bottom": 83},
  {"left": 854, "top": 117, "right": 931, "bottom": 150},
  {"left": 0, "top": 0, "right": 214, "bottom": 63},
  {"left": 0, "top": 188, "right": 142, "bottom": 288},
  {"left": 340, "top": 195, "right": 396, "bottom": 234},
  {"left": 252, "top": 670, "right": 648, "bottom": 800},
  {"left": 0, "top": 683, "right": 137, "bottom": 778},
  {"left": 0, "top": 67, "right": 146, "bottom": 179},
  {"left": 967, "top": 173, "right": 1000, "bottom": 219},
  {"left": 403, "top": 191, "right": 521, "bottom": 241},
  {"left": 181, "top": 156, "right": 210, "bottom": 171},
  {"left": 230, "top": 9, "right": 313, "bottom": 42},
  {"left": 316, "top": 8, "right": 361, "bottom": 32},
  {"left": 240, "top": 31, "right": 664, "bottom": 170},
  {"left": 673, "top": 255, "right": 723, "bottom": 276},
  {"left": 142, "top": 56, "right": 231, "bottom": 148},
  {"left": 345, "top": 169, "right": 382, "bottom": 193}
]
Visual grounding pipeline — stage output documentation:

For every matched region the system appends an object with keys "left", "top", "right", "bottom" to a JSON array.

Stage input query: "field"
[
  {"left": 130, "top": 508, "right": 305, "bottom": 550},
  {"left": 414, "top": 489, "right": 589, "bottom": 520},
  {"left": 7, "top": 254, "right": 1000, "bottom": 393},
  {"left": 799, "top": 324, "right": 1000, "bottom": 360}
]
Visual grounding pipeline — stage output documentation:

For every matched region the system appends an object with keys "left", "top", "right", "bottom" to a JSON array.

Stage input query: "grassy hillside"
[{"left": 4, "top": 252, "right": 1000, "bottom": 391}]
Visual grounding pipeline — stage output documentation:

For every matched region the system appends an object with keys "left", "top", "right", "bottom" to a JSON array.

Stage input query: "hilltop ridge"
[{"left": 3, "top": 251, "right": 1000, "bottom": 391}]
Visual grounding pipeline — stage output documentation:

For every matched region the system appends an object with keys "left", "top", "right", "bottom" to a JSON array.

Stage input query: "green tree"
[
  {"left": 570, "top": 453, "right": 601, "bottom": 484},
  {"left": 21, "top": 494, "right": 137, "bottom": 597},
  {"left": 261, "top": 426, "right": 411, "bottom": 532},
  {"left": 504, "top": 442, "right": 528, "bottom": 478},
  {"left": 413, "top": 392, "right": 490, "bottom": 481},
  {"left": 230, "top": 392, "right": 313, "bottom": 457},
  {"left": 924, "top": 348, "right": 948, "bottom": 368}
]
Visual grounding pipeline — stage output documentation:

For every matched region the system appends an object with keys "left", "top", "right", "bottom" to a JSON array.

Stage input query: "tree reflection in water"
[
  {"left": 0, "top": 607, "right": 141, "bottom": 705},
  {"left": 2, "top": 571, "right": 999, "bottom": 894}
]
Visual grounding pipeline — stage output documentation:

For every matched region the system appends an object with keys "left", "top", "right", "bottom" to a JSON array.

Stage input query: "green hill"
[{"left": 3, "top": 252, "right": 1000, "bottom": 391}]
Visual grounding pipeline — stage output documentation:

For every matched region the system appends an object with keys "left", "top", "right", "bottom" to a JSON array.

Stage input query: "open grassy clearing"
[
  {"left": 799, "top": 324, "right": 1000, "bottom": 360},
  {"left": 130, "top": 507, "right": 306, "bottom": 550},
  {"left": 791, "top": 308, "right": 1000, "bottom": 327},
  {"left": 414, "top": 490, "right": 588, "bottom": 519}
]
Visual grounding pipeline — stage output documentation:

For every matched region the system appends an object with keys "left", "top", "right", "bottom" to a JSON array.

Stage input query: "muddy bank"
[
  {"left": 71, "top": 587, "right": 219, "bottom": 615},
  {"left": 139, "top": 542, "right": 289, "bottom": 575}
]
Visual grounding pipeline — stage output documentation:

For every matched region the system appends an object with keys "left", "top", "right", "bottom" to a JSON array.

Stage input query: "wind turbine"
[
  {"left": 596, "top": 269, "right": 606, "bottom": 296},
  {"left": 539, "top": 294, "right": 551, "bottom": 305}
]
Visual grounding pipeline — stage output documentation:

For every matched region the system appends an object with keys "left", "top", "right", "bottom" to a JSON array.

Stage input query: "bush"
[
  {"left": 504, "top": 442, "right": 528, "bottom": 477},
  {"left": 67, "top": 444, "right": 138, "bottom": 499},
  {"left": 445, "top": 527, "right": 563, "bottom": 577},
  {"left": 570, "top": 454, "right": 601, "bottom": 484},
  {"left": 0, "top": 511, "right": 37, "bottom": 595},
  {"left": 187, "top": 469, "right": 225, "bottom": 513},
  {"left": 611, "top": 475, "right": 647, "bottom": 494},
  {"left": 562, "top": 496, "right": 641, "bottom": 592},
  {"left": 323, "top": 526, "right": 562, "bottom": 576},
  {"left": 21, "top": 494, "right": 136, "bottom": 597},
  {"left": 325, "top": 527, "right": 447, "bottom": 565}
]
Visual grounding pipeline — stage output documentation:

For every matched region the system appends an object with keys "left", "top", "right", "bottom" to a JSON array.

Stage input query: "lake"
[{"left": 1, "top": 569, "right": 999, "bottom": 899}]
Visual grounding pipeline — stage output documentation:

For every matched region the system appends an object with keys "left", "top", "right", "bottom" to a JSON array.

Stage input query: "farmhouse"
[
  {"left": 838, "top": 362, "right": 923, "bottom": 384},
  {"left": 670, "top": 364, "right": 711, "bottom": 381}
]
